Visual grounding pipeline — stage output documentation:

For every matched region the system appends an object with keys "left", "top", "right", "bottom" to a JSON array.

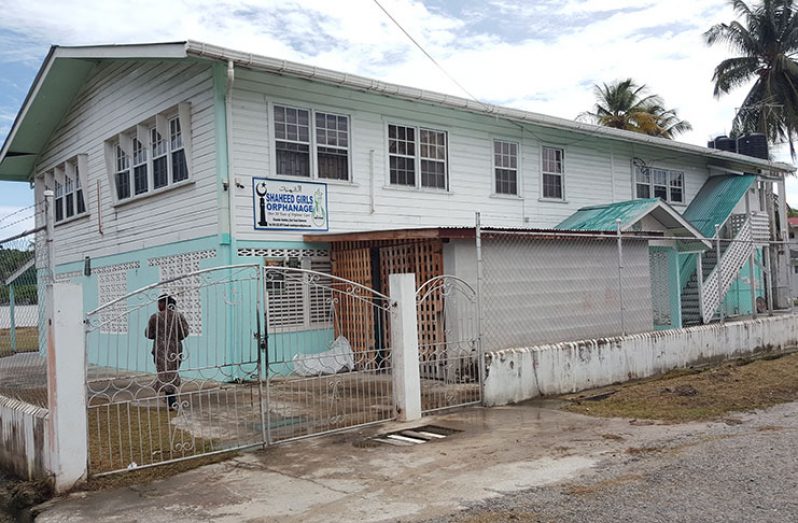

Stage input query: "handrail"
[{"left": 701, "top": 218, "right": 754, "bottom": 322}]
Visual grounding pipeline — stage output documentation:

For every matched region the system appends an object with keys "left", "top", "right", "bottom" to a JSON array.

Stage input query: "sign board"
[{"left": 252, "top": 178, "right": 328, "bottom": 231}]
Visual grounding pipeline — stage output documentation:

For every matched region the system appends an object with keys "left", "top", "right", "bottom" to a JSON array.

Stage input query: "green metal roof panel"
[
  {"left": 681, "top": 174, "right": 756, "bottom": 237},
  {"left": 556, "top": 199, "right": 660, "bottom": 231}
]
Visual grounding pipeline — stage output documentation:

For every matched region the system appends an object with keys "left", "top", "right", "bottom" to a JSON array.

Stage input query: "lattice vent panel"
[
  {"left": 95, "top": 262, "right": 141, "bottom": 334},
  {"left": 649, "top": 250, "right": 671, "bottom": 327},
  {"left": 238, "top": 248, "right": 329, "bottom": 258},
  {"left": 148, "top": 250, "right": 217, "bottom": 335}
]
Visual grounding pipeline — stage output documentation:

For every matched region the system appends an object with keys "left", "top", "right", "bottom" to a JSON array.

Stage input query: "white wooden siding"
[
  {"left": 230, "top": 69, "right": 712, "bottom": 241},
  {"left": 36, "top": 60, "right": 218, "bottom": 265}
]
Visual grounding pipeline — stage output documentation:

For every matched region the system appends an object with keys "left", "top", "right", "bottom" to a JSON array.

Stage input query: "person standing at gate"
[{"left": 145, "top": 294, "right": 190, "bottom": 410}]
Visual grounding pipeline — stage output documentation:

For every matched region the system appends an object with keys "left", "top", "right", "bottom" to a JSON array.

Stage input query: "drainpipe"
[{"left": 225, "top": 60, "right": 237, "bottom": 262}]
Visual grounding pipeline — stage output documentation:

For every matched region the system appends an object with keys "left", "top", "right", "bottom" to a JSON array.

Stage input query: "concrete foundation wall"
[
  {"left": 0, "top": 395, "right": 49, "bottom": 480},
  {"left": 484, "top": 314, "right": 798, "bottom": 406}
]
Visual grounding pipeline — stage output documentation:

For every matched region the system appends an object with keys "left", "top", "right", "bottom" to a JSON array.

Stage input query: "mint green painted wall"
[
  {"left": 721, "top": 249, "right": 764, "bottom": 317},
  {"left": 59, "top": 236, "right": 338, "bottom": 380}
]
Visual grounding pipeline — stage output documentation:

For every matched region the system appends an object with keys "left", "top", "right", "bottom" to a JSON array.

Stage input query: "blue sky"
[{"left": 0, "top": 0, "right": 795, "bottom": 216}]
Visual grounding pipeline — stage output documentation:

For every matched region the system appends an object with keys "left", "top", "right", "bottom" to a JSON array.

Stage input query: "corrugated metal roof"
[
  {"left": 681, "top": 174, "right": 756, "bottom": 237},
  {"left": 556, "top": 199, "right": 659, "bottom": 231}
]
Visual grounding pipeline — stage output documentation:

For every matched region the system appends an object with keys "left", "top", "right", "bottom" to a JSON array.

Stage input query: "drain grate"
[{"left": 365, "top": 425, "right": 461, "bottom": 447}]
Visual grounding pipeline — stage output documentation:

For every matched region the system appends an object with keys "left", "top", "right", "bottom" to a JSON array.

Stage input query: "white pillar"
[
  {"left": 389, "top": 273, "right": 421, "bottom": 422},
  {"left": 47, "top": 282, "right": 88, "bottom": 492}
]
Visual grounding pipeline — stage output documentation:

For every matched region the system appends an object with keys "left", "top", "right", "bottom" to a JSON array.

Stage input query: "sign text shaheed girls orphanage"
[{"left": 252, "top": 178, "right": 328, "bottom": 231}]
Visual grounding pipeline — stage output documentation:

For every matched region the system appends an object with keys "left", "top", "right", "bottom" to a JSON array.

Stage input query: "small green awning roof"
[
  {"left": 557, "top": 199, "right": 661, "bottom": 231},
  {"left": 557, "top": 198, "right": 710, "bottom": 248}
]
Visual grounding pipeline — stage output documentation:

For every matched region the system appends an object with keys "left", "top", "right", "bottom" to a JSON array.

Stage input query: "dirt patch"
[
  {"left": 81, "top": 452, "right": 235, "bottom": 492},
  {"left": 0, "top": 327, "right": 40, "bottom": 356},
  {"left": 0, "top": 477, "right": 52, "bottom": 521},
  {"left": 563, "top": 352, "right": 798, "bottom": 422}
]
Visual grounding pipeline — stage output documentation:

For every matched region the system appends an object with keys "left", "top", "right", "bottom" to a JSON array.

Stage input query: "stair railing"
[{"left": 700, "top": 218, "right": 754, "bottom": 323}]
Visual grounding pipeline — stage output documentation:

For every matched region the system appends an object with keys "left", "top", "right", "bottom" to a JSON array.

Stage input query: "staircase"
[{"left": 680, "top": 217, "right": 755, "bottom": 326}]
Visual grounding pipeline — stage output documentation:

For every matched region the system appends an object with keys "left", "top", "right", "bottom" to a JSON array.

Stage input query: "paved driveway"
[{"left": 36, "top": 401, "right": 798, "bottom": 522}]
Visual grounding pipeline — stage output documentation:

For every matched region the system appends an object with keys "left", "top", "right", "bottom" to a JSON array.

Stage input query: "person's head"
[{"left": 157, "top": 294, "right": 177, "bottom": 311}]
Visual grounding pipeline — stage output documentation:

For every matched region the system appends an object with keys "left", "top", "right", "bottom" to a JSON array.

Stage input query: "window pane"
[
  {"left": 636, "top": 183, "right": 651, "bottom": 199},
  {"left": 542, "top": 173, "right": 562, "bottom": 199},
  {"left": 653, "top": 185, "right": 668, "bottom": 200},
  {"left": 77, "top": 190, "right": 86, "bottom": 214},
  {"left": 318, "top": 146, "right": 348, "bottom": 180},
  {"left": 421, "top": 159, "right": 446, "bottom": 189},
  {"left": 65, "top": 193, "right": 74, "bottom": 218},
  {"left": 276, "top": 141, "right": 310, "bottom": 177},
  {"left": 495, "top": 168, "right": 517, "bottom": 195},
  {"left": 116, "top": 171, "right": 130, "bottom": 200},
  {"left": 316, "top": 112, "right": 349, "bottom": 180},
  {"left": 134, "top": 164, "right": 148, "bottom": 195},
  {"left": 670, "top": 187, "right": 683, "bottom": 203},
  {"left": 542, "top": 147, "right": 563, "bottom": 174},
  {"left": 170, "top": 118, "right": 183, "bottom": 149},
  {"left": 389, "top": 155, "right": 415, "bottom": 186},
  {"left": 154, "top": 156, "right": 169, "bottom": 188},
  {"left": 55, "top": 198, "right": 63, "bottom": 222},
  {"left": 172, "top": 149, "right": 189, "bottom": 182}
]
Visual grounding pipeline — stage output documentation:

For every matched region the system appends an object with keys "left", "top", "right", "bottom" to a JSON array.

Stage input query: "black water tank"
[
  {"left": 737, "top": 133, "right": 768, "bottom": 159},
  {"left": 713, "top": 135, "right": 737, "bottom": 153}
]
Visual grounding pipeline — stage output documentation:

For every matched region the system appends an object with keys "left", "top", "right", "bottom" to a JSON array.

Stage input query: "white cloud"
[{"left": 0, "top": 0, "right": 796, "bottom": 203}]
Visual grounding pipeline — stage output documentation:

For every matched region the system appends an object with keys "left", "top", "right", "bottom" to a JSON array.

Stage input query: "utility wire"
[
  {"left": 371, "top": 0, "right": 486, "bottom": 109},
  {"left": 370, "top": 0, "right": 674, "bottom": 153}
]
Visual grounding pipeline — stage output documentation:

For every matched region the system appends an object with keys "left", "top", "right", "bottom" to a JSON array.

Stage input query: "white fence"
[{"left": 484, "top": 313, "right": 798, "bottom": 406}]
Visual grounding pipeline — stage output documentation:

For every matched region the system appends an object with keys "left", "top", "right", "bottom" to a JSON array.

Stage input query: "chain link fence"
[
  {"left": 0, "top": 202, "right": 49, "bottom": 407},
  {"left": 476, "top": 223, "right": 788, "bottom": 353}
]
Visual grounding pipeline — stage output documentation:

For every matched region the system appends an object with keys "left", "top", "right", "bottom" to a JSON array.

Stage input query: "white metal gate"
[
  {"left": 416, "top": 275, "right": 481, "bottom": 413},
  {"left": 85, "top": 265, "right": 265, "bottom": 476},
  {"left": 84, "top": 264, "right": 395, "bottom": 475},
  {"left": 263, "top": 266, "right": 395, "bottom": 442}
]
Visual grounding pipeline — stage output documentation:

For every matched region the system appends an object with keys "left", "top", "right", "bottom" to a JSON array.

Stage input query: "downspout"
[{"left": 226, "top": 60, "right": 237, "bottom": 261}]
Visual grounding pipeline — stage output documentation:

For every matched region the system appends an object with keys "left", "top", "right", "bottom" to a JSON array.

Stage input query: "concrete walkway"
[{"left": 36, "top": 402, "right": 703, "bottom": 523}]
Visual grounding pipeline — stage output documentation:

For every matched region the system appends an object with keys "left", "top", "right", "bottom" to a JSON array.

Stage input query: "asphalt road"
[{"left": 430, "top": 401, "right": 798, "bottom": 523}]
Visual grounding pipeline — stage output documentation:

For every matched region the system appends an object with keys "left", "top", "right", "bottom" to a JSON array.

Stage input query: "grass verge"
[{"left": 563, "top": 351, "right": 798, "bottom": 422}]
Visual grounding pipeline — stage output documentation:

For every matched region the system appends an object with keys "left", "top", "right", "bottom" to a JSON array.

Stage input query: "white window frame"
[
  {"left": 104, "top": 103, "right": 193, "bottom": 206},
  {"left": 540, "top": 145, "right": 565, "bottom": 201},
  {"left": 269, "top": 102, "right": 352, "bottom": 183},
  {"left": 492, "top": 139, "right": 520, "bottom": 197},
  {"left": 42, "top": 154, "right": 89, "bottom": 226},
  {"left": 634, "top": 166, "right": 685, "bottom": 204},
  {"left": 386, "top": 122, "right": 449, "bottom": 191}
]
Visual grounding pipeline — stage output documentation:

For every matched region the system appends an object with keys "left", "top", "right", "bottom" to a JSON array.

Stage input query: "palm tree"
[
  {"left": 705, "top": 0, "right": 798, "bottom": 156},
  {"left": 578, "top": 79, "right": 692, "bottom": 139}
]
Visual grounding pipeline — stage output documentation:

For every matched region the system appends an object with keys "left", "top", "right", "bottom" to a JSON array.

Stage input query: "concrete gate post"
[
  {"left": 47, "top": 282, "right": 88, "bottom": 492},
  {"left": 389, "top": 273, "right": 422, "bottom": 422}
]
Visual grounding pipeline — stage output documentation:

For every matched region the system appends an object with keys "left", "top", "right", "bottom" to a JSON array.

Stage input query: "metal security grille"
[{"left": 416, "top": 276, "right": 481, "bottom": 414}]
